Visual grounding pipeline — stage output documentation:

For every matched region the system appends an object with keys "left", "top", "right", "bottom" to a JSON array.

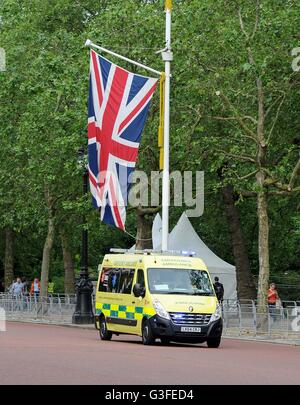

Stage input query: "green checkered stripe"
[{"left": 95, "top": 302, "right": 155, "bottom": 320}]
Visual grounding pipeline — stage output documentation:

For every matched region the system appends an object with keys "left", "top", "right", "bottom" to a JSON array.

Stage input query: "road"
[{"left": 0, "top": 322, "right": 299, "bottom": 385}]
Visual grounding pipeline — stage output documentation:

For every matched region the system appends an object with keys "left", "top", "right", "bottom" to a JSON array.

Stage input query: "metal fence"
[
  {"left": 0, "top": 294, "right": 77, "bottom": 323},
  {"left": 222, "top": 299, "right": 300, "bottom": 340},
  {"left": 0, "top": 293, "right": 78, "bottom": 303},
  {"left": 1, "top": 294, "right": 300, "bottom": 340},
  {"left": 0, "top": 292, "right": 98, "bottom": 304}
]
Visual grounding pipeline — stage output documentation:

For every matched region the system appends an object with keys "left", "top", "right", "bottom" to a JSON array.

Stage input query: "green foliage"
[{"left": 0, "top": 0, "right": 299, "bottom": 297}]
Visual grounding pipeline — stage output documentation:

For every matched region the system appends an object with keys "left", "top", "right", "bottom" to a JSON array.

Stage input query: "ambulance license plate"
[{"left": 181, "top": 327, "right": 202, "bottom": 333}]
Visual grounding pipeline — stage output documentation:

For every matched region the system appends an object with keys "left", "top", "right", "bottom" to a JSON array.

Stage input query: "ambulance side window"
[
  {"left": 119, "top": 269, "right": 135, "bottom": 294},
  {"left": 137, "top": 269, "right": 145, "bottom": 289},
  {"left": 98, "top": 267, "right": 110, "bottom": 292},
  {"left": 98, "top": 267, "right": 121, "bottom": 293}
]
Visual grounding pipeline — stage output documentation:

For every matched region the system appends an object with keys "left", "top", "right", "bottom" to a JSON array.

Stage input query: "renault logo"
[{"left": 189, "top": 306, "right": 194, "bottom": 312}]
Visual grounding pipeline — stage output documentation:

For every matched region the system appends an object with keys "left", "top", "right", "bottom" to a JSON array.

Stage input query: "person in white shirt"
[{"left": 11, "top": 278, "right": 24, "bottom": 297}]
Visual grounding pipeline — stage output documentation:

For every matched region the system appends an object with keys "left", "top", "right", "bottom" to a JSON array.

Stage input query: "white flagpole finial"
[{"left": 85, "top": 39, "right": 92, "bottom": 47}]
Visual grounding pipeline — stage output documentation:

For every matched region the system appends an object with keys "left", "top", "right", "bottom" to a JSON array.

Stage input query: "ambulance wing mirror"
[{"left": 133, "top": 283, "right": 145, "bottom": 298}]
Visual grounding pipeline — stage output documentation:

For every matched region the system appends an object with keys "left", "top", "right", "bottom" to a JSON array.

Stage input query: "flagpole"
[
  {"left": 161, "top": 0, "right": 172, "bottom": 251},
  {"left": 85, "top": 39, "right": 162, "bottom": 77}
]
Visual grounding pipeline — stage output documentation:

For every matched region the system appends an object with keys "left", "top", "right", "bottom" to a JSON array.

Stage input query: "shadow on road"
[{"left": 107, "top": 337, "right": 211, "bottom": 349}]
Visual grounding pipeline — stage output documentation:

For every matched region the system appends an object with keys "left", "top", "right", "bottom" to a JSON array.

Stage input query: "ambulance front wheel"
[
  {"left": 207, "top": 336, "right": 221, "bottom": 348},
  {"left": 99, "top": 316, "right": 112, "bottom": 341},
  {"left": 142, "top": 319, "right": 155, "bottom": 345}
]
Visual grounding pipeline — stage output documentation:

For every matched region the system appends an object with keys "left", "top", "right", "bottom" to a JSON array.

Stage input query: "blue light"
[
  {"left": 181, "top": 250, "right": 195, "bottom": 256},
  {"left": 173, "top": 313, "right": 184, "bottom": 319}
]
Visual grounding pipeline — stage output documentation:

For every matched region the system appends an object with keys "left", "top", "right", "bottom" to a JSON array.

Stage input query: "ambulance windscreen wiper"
[
  {"left": 167, "top": 291, "right": 192, "bottom": 295},
  {"left": 191, "top": 292, "right": 214, "bottom": 296}
]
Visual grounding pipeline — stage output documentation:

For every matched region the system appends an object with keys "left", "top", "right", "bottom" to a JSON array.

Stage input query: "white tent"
[
  {"left": 153, "top": 212, "right": 237, "bottom": 299},
  {"left": 152, "top": 213, "right": 163, "bottom": 250}
]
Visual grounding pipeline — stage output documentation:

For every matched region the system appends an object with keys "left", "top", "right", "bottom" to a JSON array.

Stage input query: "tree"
[
  {"left": 4, "top": 228, "right": 14, "bottom": 290},
  {"left": 212, "top": 1, "right": 300, "bottom": 308},
  {"left": 61, "top": 229, "right": 75, "bottom": 295},
  {"left": 0, "top": 0, "right": 299, "bottom": 302},
  {"left": 167, "top": 0, "right": 300, "bottom": 305},
  {"left": 221, "top": 184, "right": 256, "bottom": 299}
]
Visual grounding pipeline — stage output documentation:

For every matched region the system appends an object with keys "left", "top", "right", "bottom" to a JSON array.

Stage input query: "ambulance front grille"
[{"left": 170, "top": 313, "right": 211, "bottom": 325}]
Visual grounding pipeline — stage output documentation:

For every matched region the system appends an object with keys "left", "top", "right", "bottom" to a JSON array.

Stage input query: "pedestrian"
[
  {"left": 213, "top": 277, "right": 224, "bottom": 302},
  {"left": 48, "top": 279, "right": 55, "bottom": 296},
  {"left": 268, "top": 283, "right": 280, "bottom": 321},
  {"left": 0, "top": 281, "right": 5, "bottom": 293},
  {"left": 30, "top": 278, "right": 41, "bottom": 298},
  {"left": 11, "top": 278, "right": 24, "bottom": 297},
  {"left": 21, "top": 277, "right": 29, "bottom": 296}
]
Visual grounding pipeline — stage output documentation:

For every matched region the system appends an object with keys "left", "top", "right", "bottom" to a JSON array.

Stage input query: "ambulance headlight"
[
  {"left": 210, "top": 304, "right": 222, "bottom": 322},
  {"left": 153, "top": 300, "right": 170, "bottom": 320}
]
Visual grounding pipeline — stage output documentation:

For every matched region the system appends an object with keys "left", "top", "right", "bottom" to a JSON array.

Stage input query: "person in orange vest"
[
  {"left": 268, "top": 283, "right": 280, "bottom": 321},
  {"left": 30, "top": 278, "right": 41, "bottom": 298}
]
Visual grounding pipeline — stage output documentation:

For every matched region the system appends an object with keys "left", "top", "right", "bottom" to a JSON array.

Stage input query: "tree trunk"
[
  {"left": 221, "top": 185, "right": 256, "bottom": 299},
  {"left": 4, "top": 228, "right": 14, "bottom": 291},
  {"left": 256, "top": 185, "right": 270, "bottom": 310},
  {"left": 41, "top": 186, "right": 57, "bottom": 298},
  {"left": 61, "top": 232, "right": 75, "bottom": 295},
  {"left": 135, "top": 207, "right": 153, "bottom": 250},
  {"left": 40, "top": 215, "right": 55, "bottom": 297},
  {"left": 255, "top": 75, "right": 270, "bottom": 319}
]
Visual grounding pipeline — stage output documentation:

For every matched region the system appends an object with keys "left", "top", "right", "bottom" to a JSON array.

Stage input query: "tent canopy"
[{"left": 152, "top": 212, "right": 237, "bottom": 299}]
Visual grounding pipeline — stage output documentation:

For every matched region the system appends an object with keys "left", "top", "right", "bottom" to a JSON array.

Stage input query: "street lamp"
[{"left": 72, "top": 147, "right": 94, "bottom": 324}]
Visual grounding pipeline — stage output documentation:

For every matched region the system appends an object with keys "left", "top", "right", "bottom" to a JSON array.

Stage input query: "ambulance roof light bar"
[{"left": 109, "top": 248, "right": 196, "bottom": 257}]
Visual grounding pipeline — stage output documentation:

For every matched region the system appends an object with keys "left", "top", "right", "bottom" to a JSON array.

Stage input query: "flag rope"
[{"left": 158, "top": 72, "right": 165, "bottom": 170}]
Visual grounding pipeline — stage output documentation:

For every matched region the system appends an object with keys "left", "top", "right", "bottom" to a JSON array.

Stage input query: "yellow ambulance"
[{"left": 95, "top": 250, "right": 222, "bottom": 348}]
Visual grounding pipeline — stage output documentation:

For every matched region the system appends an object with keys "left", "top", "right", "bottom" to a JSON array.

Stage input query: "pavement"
[{"left": 1, "top": 322, "right": 300, "bottom": 385}]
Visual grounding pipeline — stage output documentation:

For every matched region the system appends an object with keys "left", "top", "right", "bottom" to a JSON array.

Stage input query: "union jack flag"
[{"left": 88, "top": 50, "right": 158, "bottom": 230}]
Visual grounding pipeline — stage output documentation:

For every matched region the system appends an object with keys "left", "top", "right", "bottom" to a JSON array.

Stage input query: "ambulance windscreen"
[{"left": 147, "top": 268, "right": 214, "bottom": 296}]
